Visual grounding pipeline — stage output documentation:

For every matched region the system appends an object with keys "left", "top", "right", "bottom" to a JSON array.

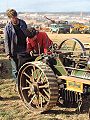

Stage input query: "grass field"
[{"left": 0, "top": 33, "right": 90, "bottom": 120}]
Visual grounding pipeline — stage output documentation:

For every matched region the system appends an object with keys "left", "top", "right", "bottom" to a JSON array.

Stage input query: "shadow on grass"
[
  {"left": 43, "top": 100, "right": 90, "bottom": 115},
  {"left": 1, "top": 96, "right": 20, "bottom": 101},
  {"left": 43, "top": 108, "right": 89, "bottom": 116},
  {"left": 43, "top": 109, "right": 77, "bottom": 115}
]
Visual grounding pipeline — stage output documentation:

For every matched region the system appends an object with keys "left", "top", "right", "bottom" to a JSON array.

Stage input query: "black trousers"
[{"left": 17, "top": 52, "right": 36, "bottom": 69}]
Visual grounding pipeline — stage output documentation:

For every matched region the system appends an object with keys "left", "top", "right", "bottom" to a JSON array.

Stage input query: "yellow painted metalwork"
[{"left": 66, "top": 80, "right": 83, "bottom": 93}]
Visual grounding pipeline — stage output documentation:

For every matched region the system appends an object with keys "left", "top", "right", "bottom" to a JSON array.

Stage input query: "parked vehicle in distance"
[{"left": 49, "top": 23, "right": 71, "bottom": 34}]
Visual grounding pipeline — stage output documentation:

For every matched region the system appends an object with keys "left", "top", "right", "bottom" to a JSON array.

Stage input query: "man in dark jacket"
[{"left": 4, "top": 9, "right": 27, "bottom": 80}]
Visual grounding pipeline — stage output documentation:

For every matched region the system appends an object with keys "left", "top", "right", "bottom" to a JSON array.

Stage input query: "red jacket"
[{"left": 26, "top": 32, "right": 53, "bottom": 54}]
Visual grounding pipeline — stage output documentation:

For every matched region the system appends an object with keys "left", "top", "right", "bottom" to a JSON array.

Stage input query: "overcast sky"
[{"left": 0, "top": 0, "right": 90, "bottom": 12}]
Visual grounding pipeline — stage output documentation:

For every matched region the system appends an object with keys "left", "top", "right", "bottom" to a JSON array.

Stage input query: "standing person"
[
  {"left": 26, "top": 27, "right": 53, "bottom": 55},
  {"left": 4, "top": 9, "right": 27, "bottom": 80}
]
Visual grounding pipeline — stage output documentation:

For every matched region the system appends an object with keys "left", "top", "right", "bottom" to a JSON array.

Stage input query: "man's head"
[
  {"left": 6, "top": 9, "right": 19, "bottom": 25},
  {"left": 25, "top": 27, "right": 39, "bottom": 40}
]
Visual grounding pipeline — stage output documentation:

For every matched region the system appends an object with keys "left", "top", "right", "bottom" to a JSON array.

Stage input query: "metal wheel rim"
[
  {"left": 58, "top": 38, "right": 86, "bottom": 56},
  {"left": 18, "top": 61, "right": 58, "bottom": 113}
]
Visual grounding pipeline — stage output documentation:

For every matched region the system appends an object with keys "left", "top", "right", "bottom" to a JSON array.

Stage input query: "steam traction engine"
[{"left": 17, "top": 38, "right": 90, "bottom": 114}]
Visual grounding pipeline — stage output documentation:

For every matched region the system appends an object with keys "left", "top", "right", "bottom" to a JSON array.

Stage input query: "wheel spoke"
[
  {"left": 36, "top": 94, "right": 40, "bottom": 108},
  {"left": 28, "top": 90, "right": 32, "bottom": 97},
  {"left": 39, "top": 92, "right": 49, "bottom": 102},
  {"left": 31, "top": 68, "right": 34, "bottom": 76},
  {"left": 29, "top": 89, "right": 40, "bottom": 108},
  {"left": 32, "top": 66, "right": 36, "bottom": 78},
  {"left": 39, "top": 84, "right": 49, "bottom": 88},
  {"left": 23, "top": 72, "right": 31, "bottom": 79},
  {"left": 37, "top": 72, "right": 43, "bottom": 82},
  {"left": 33, "top": 66, "right": 38, "bottom": 78},
  {"left": 26, "top": 79, "right": 32, "bottom": 85},
  {"left": 29, "top": 94, "right": 36, "bottom": 105},
  {"left": 22, "top": 86, "right": 30, "bottom": 90},
  {"left": 23, "top": 72, "right": 33, "bottom": 83},
  {"left": 36, "top": 70, "right": 39, "bottom": 79},
  {"left": 32, "top": 66, "right": 38, "bottom": 81},
  {"left": 72, "top": 41, "right": 76, "bottom": 51},
  {"left": 41, "top": 76, "right": 47, "bottom": 83},
  {"left": 43, "top": 89, "right": 50, "bottom": 98},
  {"left": 31, "top": 69, "right": 35, "bottom": 82},
  {"left": 33, "top": 65, "right": 36, "bottom": 71},
  {"left": 40, "top": 95, "right": 43, "bottom": 108}
]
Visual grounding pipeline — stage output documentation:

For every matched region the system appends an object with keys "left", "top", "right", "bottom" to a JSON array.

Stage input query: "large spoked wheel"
[
  {"left": 18, "top": 61, "right": 58, "bottom": 114},
  {"left": 59, "top": 38, "right": 86, "bottom": 57}
]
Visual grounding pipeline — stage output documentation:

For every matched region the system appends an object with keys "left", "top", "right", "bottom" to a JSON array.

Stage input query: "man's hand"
[
  {"left": 7, "top": 55, "right": 11, "bottom": 60},
  {"left": 30, "top": 51, "right": 33, "bottom": 56}
]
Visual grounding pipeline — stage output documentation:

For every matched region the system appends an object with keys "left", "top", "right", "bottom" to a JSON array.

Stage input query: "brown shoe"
[{"left": 0, "top": 96, "right": 3, "bottom": 100}]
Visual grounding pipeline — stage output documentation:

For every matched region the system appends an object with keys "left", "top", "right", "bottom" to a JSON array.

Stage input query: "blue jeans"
[{"left": 10, "top": 58, "right": 18, "bottom": 83}]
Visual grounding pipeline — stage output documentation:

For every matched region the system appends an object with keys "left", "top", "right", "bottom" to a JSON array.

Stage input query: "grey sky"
[{"left": 0, "top": 0, "right": 90, "bottom": 12}]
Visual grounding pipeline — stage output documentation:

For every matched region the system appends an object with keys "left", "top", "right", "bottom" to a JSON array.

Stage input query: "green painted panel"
[
  {"left": 54, "top": 58, "right": 67, "bottom": 75},
  {"left": 71, "top": 69, "right": 90, "bottom": 80}
]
